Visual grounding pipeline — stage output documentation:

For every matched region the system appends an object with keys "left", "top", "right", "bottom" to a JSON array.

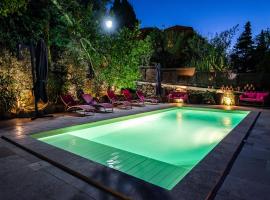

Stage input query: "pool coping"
[{"left": 1, "top": 107, "right": 260, "bottom": 200}]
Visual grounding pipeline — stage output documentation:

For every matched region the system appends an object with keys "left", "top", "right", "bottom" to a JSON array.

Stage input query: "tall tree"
[
  {"left": 110, "top": 0, "right": 138, "bottom": 30},
  {"left": 231, "top": 21, "right": 254, "bottom": 72},
  {"left": 254, "top": 30, "right": 270, "bottom": 72},
  {"left": 121, "top": 0, "right": 138, "bottom": 28},
  {"left": 254, "top": 30, "right": 267, "bottom": 63}
]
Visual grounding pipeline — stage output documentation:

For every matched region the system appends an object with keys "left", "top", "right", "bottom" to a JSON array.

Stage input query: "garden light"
[
  {"left": 175, "top": 98, "right": 184, "bottom": 103},
  {"left": 223, "top": 97, "right": 232, "bottom": 106},
  {"left": 222, "top": 92, "right": 235, "bottom": 106}
]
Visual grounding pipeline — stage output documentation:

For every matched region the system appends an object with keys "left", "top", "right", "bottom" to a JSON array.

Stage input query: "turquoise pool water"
[{"left": 33, "top": 107, "right": 249, "bottom": 190}]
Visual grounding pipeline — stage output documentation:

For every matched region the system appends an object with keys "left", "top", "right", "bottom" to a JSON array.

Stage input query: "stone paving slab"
[
  {"left": 215, "top": 110, "right": 270, "bottom": 200},
  {"left": 229, "top": 156, "right": 270, "bottom": 186},
  {"left": 241, "top": 145, "right": 270, "bottom": 161},
  {"left": 216, "top": 175, "right": 270, "bottom": 200},
  {"left": 0, "top": 146, "right": 16, "bottom": 158},
  {"left": 0, "top": 139, "right": 118, "bottom": 200},
  {"left": 0, "top": 104, "right": 172, "bottom": 137}
]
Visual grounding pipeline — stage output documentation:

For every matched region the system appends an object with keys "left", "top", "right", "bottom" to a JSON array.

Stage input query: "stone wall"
[
  {"left": 139, "top": 66, "right": 270, "bottom": 90},
  {"left": 136, "top": 82, "right": 156, "bottom": 97},
  {"left": 140, "top": 67, "right": 156, "bottom": 82}
]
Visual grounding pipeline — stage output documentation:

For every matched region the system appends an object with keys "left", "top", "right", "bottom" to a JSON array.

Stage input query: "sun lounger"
[{"left": 81, "top": 94, "right": 114, "bottom": 113}]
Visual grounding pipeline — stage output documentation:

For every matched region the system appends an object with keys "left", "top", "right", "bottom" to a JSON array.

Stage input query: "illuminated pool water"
[{"left": 33, "top": 107, "right": 248, "bottom": 190}]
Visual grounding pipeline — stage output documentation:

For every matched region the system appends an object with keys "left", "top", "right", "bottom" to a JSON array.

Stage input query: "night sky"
[{"left": 130, "top": 0, "right": 270, "bottom": 37}]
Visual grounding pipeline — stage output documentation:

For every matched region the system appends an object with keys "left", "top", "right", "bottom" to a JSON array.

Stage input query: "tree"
[
  {"left": 72, "top": 26, "right": 152, "bottom": 91},
  {"left": 255, "top": 30, "right": 270, "bottom": 73},
  {"left": 121, "top": 0, "right": 138, "bottom": 28},
  {"left": 0, "top": 0, "right": 151, "bottom": 100},
  {"left": 149, "top": 29, "right": 167, "bottom": 67},
  {"left": 266, "top": 29, "right": 270, "bottom": 48},
  {"left": 231, "top": 21, "right": 254, "bottom": 72},
  {"left": 184, "top": 27, "right": 237, "bottom": 72},
  {"left": 110, "top": 0, "right": 138, "bottom": 30},
  {"left": 253, "top": 30, "right": 267, "bottom": 66},
  {"left": 0, "top": 0, "right": 110, "bottom": 100},
  {"left": 0, "top": 0, "right": 27, "bottom": 17}
]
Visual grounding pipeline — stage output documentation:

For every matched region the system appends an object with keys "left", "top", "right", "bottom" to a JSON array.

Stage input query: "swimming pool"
[{"left": 33, "top": 107, "right": 249, "bottom": 190}]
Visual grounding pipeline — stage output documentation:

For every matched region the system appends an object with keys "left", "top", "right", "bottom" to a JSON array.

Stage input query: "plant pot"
[{"left": 177, "top": 67, "right": 196, "bottom": 77}]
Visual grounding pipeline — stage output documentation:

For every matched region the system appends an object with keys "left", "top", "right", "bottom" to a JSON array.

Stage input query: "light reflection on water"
[{"left": 222, "top": 117, "right": 232, "bottom": 127}]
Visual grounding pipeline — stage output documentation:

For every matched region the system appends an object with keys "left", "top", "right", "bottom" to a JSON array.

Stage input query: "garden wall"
[{"left": 140, "top": 66, "right": 270, "bottom": 90}]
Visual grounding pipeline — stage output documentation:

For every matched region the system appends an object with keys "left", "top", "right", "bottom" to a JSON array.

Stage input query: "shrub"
[
  {"left": 0, "top": 73, "right": 16, "bottom": 114},
  {"left": 202, "top": 91, "right": 216, "bottom": 104},
  {"left": 71, "top": 26, "right": 153, "bottom": 92},
  {"left": 187, "top": 90, "right": 203, "bottom": 104},
  {"left": 187, "top": 90, "right": 217, "bottom": 104},
  {"left": 0, "top": 50, "right": 32, "bottom": 114}
]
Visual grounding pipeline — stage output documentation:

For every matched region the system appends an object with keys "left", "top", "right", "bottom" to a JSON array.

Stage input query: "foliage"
[
  {"left": 0, "top": 51, "right": 32, "bottom": 113},
  {"left": 187, "top": 90, "right": 203, "bottom": 104},
  {"left": 0, "top": 0, "right": 111, "bottom": 101},
  {"left": 0, "top": 0, "right": 104, "bottom": 107},
  {"left": 254, "top": 30, "right": 270, "bottom": 72},
  {"left": 98, "top": 27, "right": 152, "bottom": 89},
  {"left": 148, "top": 29, "right": 166, "bottom": 66},
  {"left": 231, "top": 21, "right": 255, "bottom": 72},
  {"left": 185, "top": 26, "right": 238, "bottom": 72},
  {"left": 148, "top": 28, "right": 194, "bottom": 68},
  {"left": 166, "top": 32, "right": 188, "bottom": 56},
  {"left": 0, "top": 0, "right": 51, "bottom": 53},
  {"left": 110, "top": 0, "right": 138, "bottom": 30},
  {"left": 230, "top": 23, "right": 270, "bottom": 74},
  {"left": 0, "top": 0, "right": 27, "bottom": 17},
  {"left": 185, "top": 34, "right": 211, "bottom": 71},
  {"left": 256, "top": 51, "right": 270, "bottom": 73},
  {"left": 148, "top": 26, "right": 237, "bottom": 71},
  {"left": 49, "top": 0, "right": 152, "bottom": 92},
  {"left": 202, "top": 91, "right": 216, "bottom": 104},
  {"left": 71, "top": 26, "right": 153, "bottom": 91},
  {"left": 187, "top": 90, "right": 218, "bottom": 105},
  {"left": 0, "top": 74, "right": 17, "bottom": 113}
]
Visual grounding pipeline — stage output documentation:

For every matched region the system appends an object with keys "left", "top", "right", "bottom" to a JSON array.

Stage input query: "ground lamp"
[{"left": 222, "top": 91, "right": 235, "bottom": 106}]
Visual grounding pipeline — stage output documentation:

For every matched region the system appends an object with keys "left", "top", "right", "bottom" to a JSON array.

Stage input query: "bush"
[
  {"left": 202, "top": 91, "right": 216, "bottom": 104},
  {"left": 73, "top": 26, "right": 153, "bottom": 91},
  {"left": 0, "top": 50, "right": 33, "bottom": 115},
  {"left": 187, "top": 90, "right": 217, "bottom": 104},
  {"left": 187, "top": 90, "right": 203, "bottom": 104},
  {"left": 0, "top": 73, "right": 16, "bottom": 114}
]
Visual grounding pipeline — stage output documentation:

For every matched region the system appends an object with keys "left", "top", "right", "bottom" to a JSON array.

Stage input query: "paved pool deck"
[
  {"left": 0, "top": 104, "right": 269, "bottom": 200},
  {"left": 215, "top": 110, "right": 270, "bottom": 200}
]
